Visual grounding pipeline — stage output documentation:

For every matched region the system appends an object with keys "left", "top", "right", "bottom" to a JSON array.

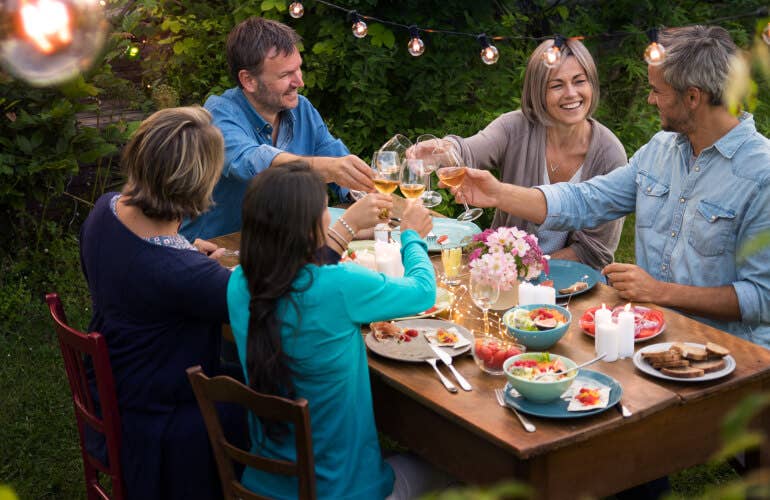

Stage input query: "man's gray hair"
[{"left": 658, "top": 25, "right": 737, "bottom": 105}]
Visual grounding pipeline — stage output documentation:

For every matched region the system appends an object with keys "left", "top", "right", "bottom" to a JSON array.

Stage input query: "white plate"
[
  {"left": 393, "top": 288, "right": 453, "bottom": 320},
  {"left": 365, "top": 319, "right": 472, "bottom": 362},
  {"left": 632, "top": 342, "right": 736, "bottom": 382}
]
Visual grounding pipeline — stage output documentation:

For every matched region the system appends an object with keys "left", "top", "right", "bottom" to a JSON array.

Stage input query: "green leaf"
[
  {"left": 738, "top": 230, "right": 770, "bottom": 262},
  {"left": 555, "top": 5, "right": 569, "bottom": 21},
  {"left": 368, "top": 24, "right": 396, "bottom": 48}
]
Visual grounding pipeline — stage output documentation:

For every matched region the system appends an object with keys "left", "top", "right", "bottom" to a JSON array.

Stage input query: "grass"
[{"left": 0, "top": 216, "right": 746, "bottom": 499}]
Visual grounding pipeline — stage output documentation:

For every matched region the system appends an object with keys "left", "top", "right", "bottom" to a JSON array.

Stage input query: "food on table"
[
  {"left": 580, "top": 305, "right": 665, "bottom": 338},
  {"left": 559, "top": 281, "right": 589, "bottom": 295},
  {"left": 575, "top": 387, "right": 601, "bottom": 406},
  {"left": 506, "top": 352, "right": 575, "bottom": 382},
  {"left": 540, "top": 279, "right": 554, "bottom": 287},
  {"left": 472, "top": 336, "right": 524, "bottom": 374},
  {"left": 640, "top": 341, "right": 730, "bottom": 378},
  {"left": 436, "top": 235, "right": 449, "bottom": 245},
  {"left": 370, "top": 321, "right": 401, "bottom": 341},
  {"left": 509, "top": 307, "right": 567, "bottom": 332},
  {"left": 432, "top": 328, "right": 459, "bottom": 345}
]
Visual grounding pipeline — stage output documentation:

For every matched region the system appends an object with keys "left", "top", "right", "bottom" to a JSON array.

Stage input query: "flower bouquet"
[{"left": 466, "top": 227, "right": 548, "bottom": 292}]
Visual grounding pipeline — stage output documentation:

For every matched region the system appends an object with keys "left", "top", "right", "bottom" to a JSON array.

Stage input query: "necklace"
[{"left": 549, "top": 163, "right": 559, "bottom": 174}]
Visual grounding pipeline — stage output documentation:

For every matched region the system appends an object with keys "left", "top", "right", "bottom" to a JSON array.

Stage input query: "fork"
[
  {"left": 426, "top": 232, "right": 437, "bottom": 245},
  {"left": 563, "top": 274, "right": 590, "bottom": 311},
  {"left": 494, "top": 388, "right": 536, "bottom": 432}
]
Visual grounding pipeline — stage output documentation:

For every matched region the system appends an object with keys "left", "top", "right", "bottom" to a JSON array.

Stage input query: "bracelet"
[
  {"left": 327, "top": 227, "right": 349, "bottom": 248},
  {"left": 327, "top": 232, "right": 346, "bottom": 253},
  {"left": 337, "top": 216, "right": 356, "bottom": 237}
]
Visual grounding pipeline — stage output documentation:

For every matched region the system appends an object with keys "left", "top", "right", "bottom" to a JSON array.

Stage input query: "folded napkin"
[{"left": 562, "top": 378, "right": 611, "bottom": 412}]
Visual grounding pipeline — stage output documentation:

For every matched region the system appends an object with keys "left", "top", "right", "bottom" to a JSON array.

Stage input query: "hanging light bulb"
[
  {"left": 477, "top": 34, "right": 499, "bottom": 65},
  {"left": 350, "top": 12, "right": 367, "bottom": 39},
  {"left": 644, "top": 28, "right": 666, "bottom": 66},
  {"left": 542, "top": 35, "right": 565, "bottom": 69},
  {"left": 288, "top": 1, "right": 304, "bottom": 19},
  {"left": 762, "top": 22, "right": 770, "bottom": 45},
  {"left": 407, "top": 26, "right": 424, "bottom": 57},
  {"left": 126, "top": 44, "right": 140, "bottom": 60},
  {"left": 0, "top": 0, "right": 108, "bottom": 86}
]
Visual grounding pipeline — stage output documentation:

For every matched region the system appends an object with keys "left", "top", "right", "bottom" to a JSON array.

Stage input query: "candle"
[
  {"left": 535, "top": 285, "right": 556, "bottom": 305},
  {"left": 594, "top": 303, "right": 611, "bottom": 326},
  {"left": 518, "top": 282, "right": 536, "bottom": 306},
  {"left": 375, "top": 242, "right": 404, "bottom": 277},
  {"left": 617, "top": 303, "right": 636, "bottom": 359},
  {"left": 595, "top": 321, "right": 619, "bottom": 362},
  {"left": 354, "top": 249, "right": 377, "bottom": 272}
]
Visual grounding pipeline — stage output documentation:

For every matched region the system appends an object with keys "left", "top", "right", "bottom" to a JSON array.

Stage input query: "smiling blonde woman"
[{"left": 429, "top": 38, "right": 626, "bottom": 269}]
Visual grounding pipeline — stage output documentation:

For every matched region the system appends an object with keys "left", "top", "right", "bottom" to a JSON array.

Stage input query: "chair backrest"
[
  {"left": 45, "top": 293, "right": 124, "bottom": 500},
  {"left": 186, "top": 365, "right": 316, "bottom": 500}
]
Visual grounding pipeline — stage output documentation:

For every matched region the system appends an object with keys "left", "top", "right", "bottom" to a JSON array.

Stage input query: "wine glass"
[
  {"left": 469, "top": 274, "right": 500, "bottom": 335},
  {"left": 371, "top": 150, "right": 400, "bottom": 220},
  {"left": 436, "top": 149, "right": 483, "bottom": 222},
  {"left": 413, "top": 134, "right": 443, "bottom": 208},
  {"left": 399, "top": 158, "right": 426, "bottom": 201},
  {"left": 380, "top": 134, "right": 413, "bottom": 165}
]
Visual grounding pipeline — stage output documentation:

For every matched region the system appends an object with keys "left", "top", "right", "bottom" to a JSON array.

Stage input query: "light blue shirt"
[
  {"left": 180, "top": 88, "right": 349, "bottom": 240},
  {"left": 538, "top": 113, "right": 770, "bottom": 348},
  {"left": 227, "top": 230, "right": 435, "bottom": 499}
]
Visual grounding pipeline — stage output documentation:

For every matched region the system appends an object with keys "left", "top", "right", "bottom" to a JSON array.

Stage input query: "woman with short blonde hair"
[{"left": 79, "top": 105, "right": 245, "bottom": 499}]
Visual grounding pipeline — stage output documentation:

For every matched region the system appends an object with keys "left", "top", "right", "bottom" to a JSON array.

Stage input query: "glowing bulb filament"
[
  {"left": 408, "top": 37, "right": 424, "bottom": 56},
  {"left": 644, "top": 41, "right": 666, "bottom": 66},
  {"left": 352, "top": 20, "right": 368, "bottom": 38},
  {"left": 20, "top": 0, "right": 73, "bottom": 54},
  {"left": 542, "top": 45, "right": 561, "bottom": 68},
  {"left": 289, "top": 2, "right": 304, "bottom": 19}
]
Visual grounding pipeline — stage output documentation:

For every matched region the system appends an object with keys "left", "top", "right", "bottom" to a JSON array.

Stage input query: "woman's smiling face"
[{"left": 544, "top": 55, "right": 592, "bottom": 127}]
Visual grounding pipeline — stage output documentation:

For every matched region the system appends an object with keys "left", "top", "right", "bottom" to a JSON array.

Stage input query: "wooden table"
[{"left": 210, "top": 208, "right": 770, "bottom": 499}]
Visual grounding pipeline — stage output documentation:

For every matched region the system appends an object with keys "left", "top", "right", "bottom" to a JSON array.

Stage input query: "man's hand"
[
  {"left": 440, "top": 168, "right": 502, "bottom": 208},
  {"left": 602, "top": 263, "right": 661, "bottom": 303},
  {"left": 315, "top": 155, "right": 374, "bottom": 191}
]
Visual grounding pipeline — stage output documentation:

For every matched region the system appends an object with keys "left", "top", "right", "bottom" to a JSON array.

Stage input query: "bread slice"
[
  {"left": 690, "top": 358, "right": 727, "bottom": 374},
  {"left": 705, "top": 342, "right": 730, "bottom": 358},
  {"left": 651, "top": 359, "right": 690, "bottom": 370},
  {"left": 559, "top": 281, "right": 589, "bottom": 295},
  {"left": 661, "top": 366, "right": 705, "bottom": 378},
  {"left": 670, "top": 342, "right": 708, "bottom": 361}
]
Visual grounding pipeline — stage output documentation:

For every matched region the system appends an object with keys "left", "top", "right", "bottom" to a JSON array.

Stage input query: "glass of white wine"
[
  {"left": 436, "top": 149, "right": 483, "bottom": 222},
  {"left": 372, "top": 150, "right": 401, "bottom": 219},
  {"left": 414, "top": 134, "right": 443, "bottom": 208},
  {"left": 399, "top": 158, "right": 426, "bottom": 201},
  {"left": 469, "top": 274, "right": 500, "bottom": 335}
]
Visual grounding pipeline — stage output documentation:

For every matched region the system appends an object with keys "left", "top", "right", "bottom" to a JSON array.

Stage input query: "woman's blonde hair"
[
  {"left": 122, "top": 106, "right": 224, "bottom": 221},
  {"left": 521, "top": 38, "right": 599, "bottom": 126}
]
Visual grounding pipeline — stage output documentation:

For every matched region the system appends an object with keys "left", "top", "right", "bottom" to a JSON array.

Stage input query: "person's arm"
[
  {"left": 341, "top": 230, "right": 436, "bottom": 324},
  {"left": 602, "top": 263, "right": 741, "bottom": 320},
  {"left": 445, "top": 112, "right": 518, "bottom": 171}
]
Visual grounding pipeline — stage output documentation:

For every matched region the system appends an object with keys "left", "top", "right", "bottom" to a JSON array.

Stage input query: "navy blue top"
[{"left": 80, "top": 193, "right": 245, "bottom": 499}]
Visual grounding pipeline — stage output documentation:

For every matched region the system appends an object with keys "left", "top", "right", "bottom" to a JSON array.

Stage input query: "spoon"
[{"left": 533, "top": 353, "right": 607, "bottom": 381}]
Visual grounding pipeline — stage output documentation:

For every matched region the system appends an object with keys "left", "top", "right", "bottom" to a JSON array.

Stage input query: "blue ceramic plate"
[
  {"left": 329, "top": 207, "right": 481, "bottom": 252},
  {"left": 535, "top": 259, "right": 603, "bottom": 299},
  {"left": 503, "top": 369, "right": 622, "bottom": 419}
]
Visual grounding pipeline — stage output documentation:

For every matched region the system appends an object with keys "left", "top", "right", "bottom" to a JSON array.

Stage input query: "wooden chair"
[
  {"left": 45, "top": 293, "right": 124, "bottom": 500},
  {"left": 186, "top": 365, "right": 316, "bottom": 500}
]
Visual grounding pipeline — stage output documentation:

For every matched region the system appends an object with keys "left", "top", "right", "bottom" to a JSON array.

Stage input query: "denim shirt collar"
[
  {"left": 675, "top": 112, "right": 755, "bottom": 160},
  {"left": 234, "top": 88, "right": 296, "bottom": 139}
]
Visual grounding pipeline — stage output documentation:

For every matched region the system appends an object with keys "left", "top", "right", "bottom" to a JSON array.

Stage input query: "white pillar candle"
[
  {"left": 595, "top": 321, "right": 619, "bottom": 362},
  {"left": 617, "top": 303, "right": 636, "bottom": 359},
  {"left": 518, "top": 282, "right": 536, "bottom": 306},
  {"left": 594, "top": 303, "right": 611, "bottom": 327},
  {"left": 375, "top": 242, "right": 404, "bottom": 277},
  {"left": 535, "top": 285, "right": 556, "bottom": 305},
  {"left": 355, "top": 250, "right": 377, "bottom": 272}
]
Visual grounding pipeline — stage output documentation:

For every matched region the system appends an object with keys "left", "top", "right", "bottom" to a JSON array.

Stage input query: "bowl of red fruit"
[{"left": 472, "top": 334, "right": 526, "bottom": 375}]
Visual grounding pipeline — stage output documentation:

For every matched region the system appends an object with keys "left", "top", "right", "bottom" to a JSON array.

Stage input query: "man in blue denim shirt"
[
  {"left": 181, "top": 17, "right": 374, "bottom": 240},
  {"left": 445, "top": 26, "right": 770, "bottom": 348}
]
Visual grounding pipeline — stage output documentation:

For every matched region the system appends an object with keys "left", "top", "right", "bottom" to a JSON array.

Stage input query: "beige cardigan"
[{"left": 446, "top": 110, "right": 627, "bottom": 269}]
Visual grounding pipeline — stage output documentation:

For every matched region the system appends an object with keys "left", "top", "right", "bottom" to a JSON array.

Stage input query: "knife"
[{"left": 429, "top": 344, "right": 472, "bottom": 391}]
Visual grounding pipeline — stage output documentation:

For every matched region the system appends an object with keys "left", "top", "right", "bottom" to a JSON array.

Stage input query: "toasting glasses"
[
  {"left": 435, "top": 148, "right": 483, "bottom": 222},
  {"left": 412, "top": 134, "right": 444, "bottom": 208}
]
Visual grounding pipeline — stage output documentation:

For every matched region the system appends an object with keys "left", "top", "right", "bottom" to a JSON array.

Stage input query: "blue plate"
[
  {"left": 535, "top": 259, "right": 602, "bottom": 299},
  {"left": 504, "top": 369, "right": 622, "bottom": 419},
  {"left": 329, "top": 207, "right": 480, "bottom": 252}
]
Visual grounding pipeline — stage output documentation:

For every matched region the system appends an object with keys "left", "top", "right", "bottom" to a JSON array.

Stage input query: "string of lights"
[{"left": 286, "top": 0, "right": 770, "bottom": 68}]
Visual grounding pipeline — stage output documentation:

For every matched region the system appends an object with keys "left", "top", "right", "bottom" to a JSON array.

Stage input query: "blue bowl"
[
  {"left": 502, "top": 303, "right": 571, "bottom": 350},
  {"left": 503, "top": 352, "right": 577, "bottom": 403}
]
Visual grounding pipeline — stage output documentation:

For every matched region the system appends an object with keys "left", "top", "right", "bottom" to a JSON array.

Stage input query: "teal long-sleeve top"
[{"left": 227, "top": 230, "right": 436, "bottom": 499}]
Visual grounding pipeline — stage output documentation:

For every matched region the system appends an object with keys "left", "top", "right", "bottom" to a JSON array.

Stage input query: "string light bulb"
[
  {"left": 477, "top": 34, "right": 499, "bottom": 65},
  {"left": 350, "top": 11, "right": 367, "bottom": 38},
  {"left": 761, "top": 22, "right": 770, "bottom": 45},
  {"left": 288, "top": 1, "right": 304, "bottom": 19},
  {"left": 542, "top": 35, "right": 566, "bottom": 69},
  {"left": 644, "top": 28, "right": 666, "bottom": 66},
  {"left": 407, "top": 26, "right": 424, "bottom": 57},
  {"left": 0, "top": 0, "right": 108, "bottom": 86}
]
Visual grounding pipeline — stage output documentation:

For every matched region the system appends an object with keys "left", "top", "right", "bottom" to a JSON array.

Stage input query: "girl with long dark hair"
[{"left": 227, "top": 161, "right": 448, "bottom": 498}]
